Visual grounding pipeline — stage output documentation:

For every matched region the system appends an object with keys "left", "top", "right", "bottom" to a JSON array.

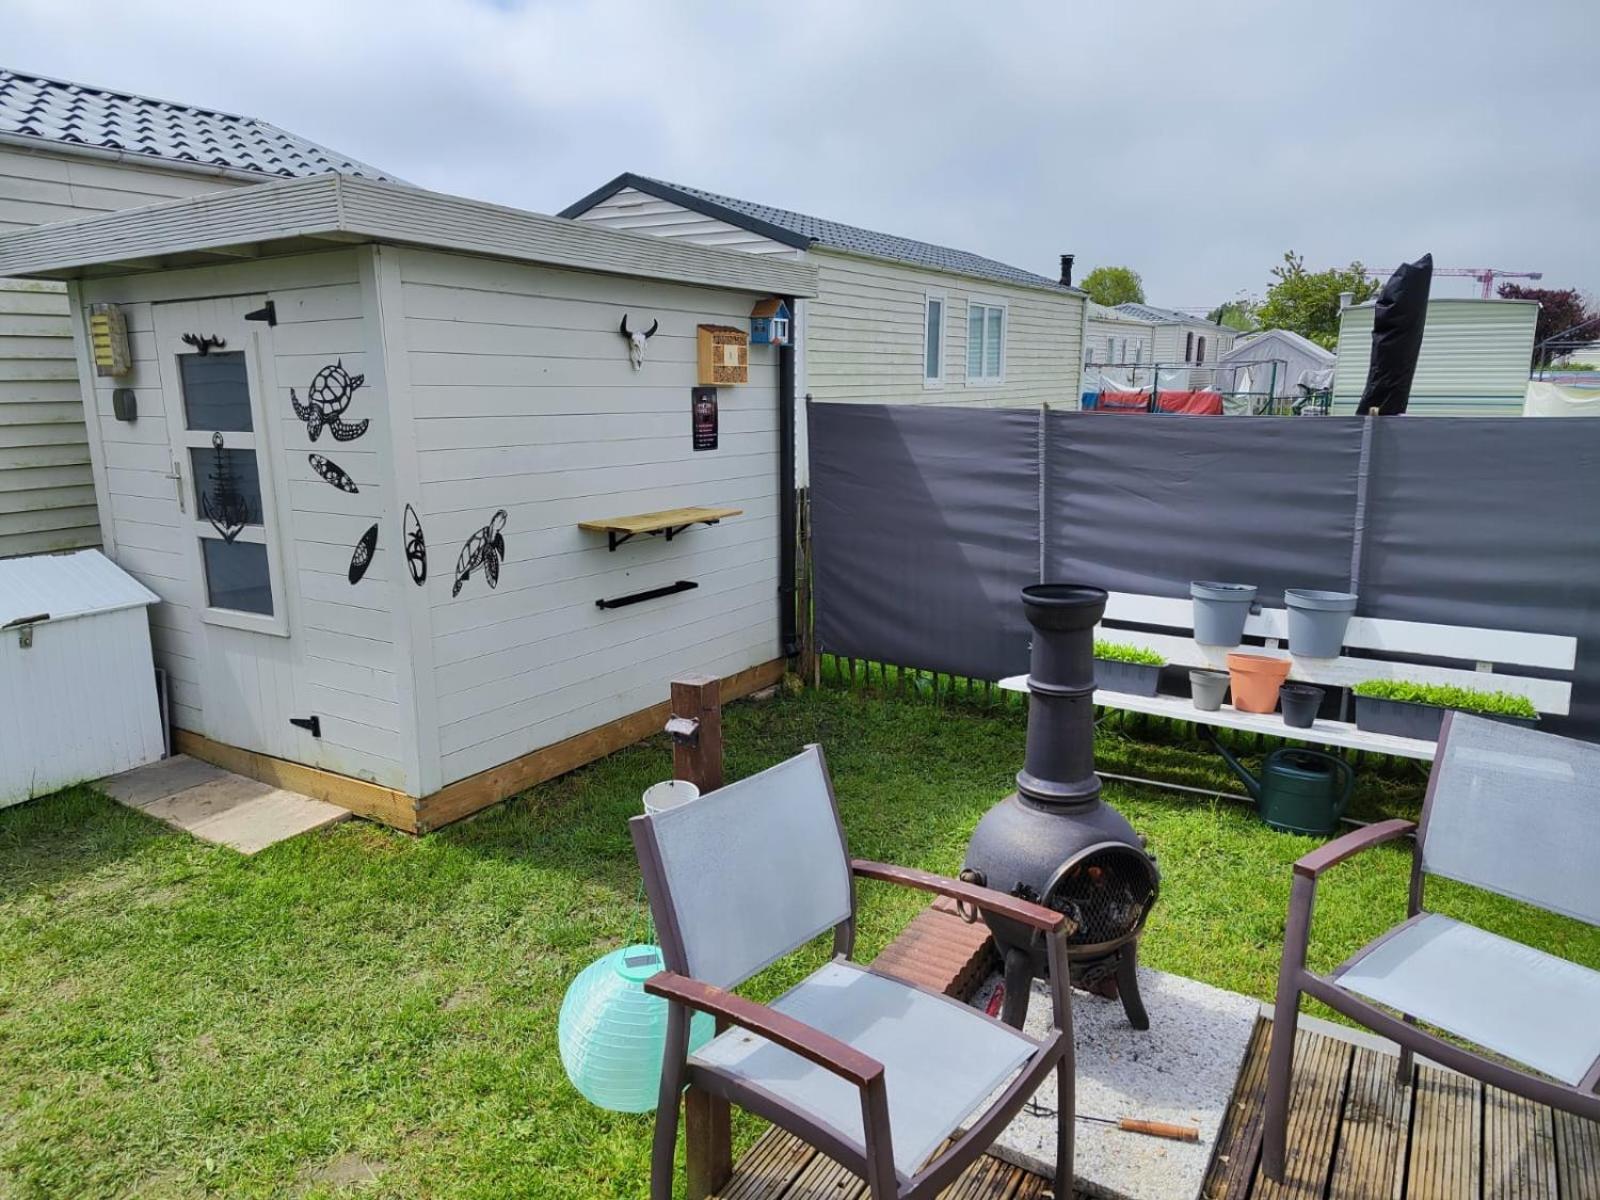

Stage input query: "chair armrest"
[
  {"left": 851, "top": 859, "right": 1071, "bottom": 934},
  {"left": 644, "top": 971, "right": 885, "bottom": 1086},
  {"left": 1293, "top": 819, "right": 1417, "bottom": 879}
]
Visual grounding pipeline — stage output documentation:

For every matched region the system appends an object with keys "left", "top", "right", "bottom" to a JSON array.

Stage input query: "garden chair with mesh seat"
[
  {"left": 629, "top": 744, "right": 1077, "bottom": 1200},
  {"left": 1263, "top": 712, "right": 1600, "bottom": 1182}
]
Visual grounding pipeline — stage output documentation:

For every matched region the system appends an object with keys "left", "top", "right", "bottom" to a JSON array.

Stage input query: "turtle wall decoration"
[
  {"left": 291, "top": 360, "right": 369, "bottom": 442},
  {"left": 403, "top": 504, "right": 427, "bottom": 586},
  {"left": 452, "top": 509, "right": 508, "bottom": 597}
]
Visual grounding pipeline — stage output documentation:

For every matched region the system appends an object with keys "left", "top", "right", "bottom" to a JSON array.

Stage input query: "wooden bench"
[{"left": 1000, "top": 591, "right": 1577, "bottom": 762}]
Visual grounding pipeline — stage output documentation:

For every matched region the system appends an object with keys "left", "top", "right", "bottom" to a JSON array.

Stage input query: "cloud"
[{"left": 7, "top": 0, "right": 1596, "bottom": 303}]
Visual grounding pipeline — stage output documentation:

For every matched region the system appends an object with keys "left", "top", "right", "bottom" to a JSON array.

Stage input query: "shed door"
[{"left": 153, "top": 297, "right": 306, "bottom": 761}]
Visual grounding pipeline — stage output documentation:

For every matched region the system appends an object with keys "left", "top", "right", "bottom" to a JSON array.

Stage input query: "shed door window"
[
  {"left": 172, "top": 338, "right": 279, "bottom": 623},
  {"left": 967, "top": 302, "right": 1005, "bottom": 382}
]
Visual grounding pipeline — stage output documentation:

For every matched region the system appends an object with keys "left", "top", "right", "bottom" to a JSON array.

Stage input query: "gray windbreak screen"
[
  {"left": 808, "top": 404, "right": 1598, "bottom": 739},
  {"left": 1361, "top": 420, "right": 1600, "bottom": 737},
  {"left": 1046, "top": 414, "right": 1365, "bottom": 604},
  {"left": 810, "top": 403, "right": 1040, "bottom": 680}
]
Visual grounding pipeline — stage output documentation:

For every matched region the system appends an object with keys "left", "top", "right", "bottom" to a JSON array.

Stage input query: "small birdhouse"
[{"left": 749, "top": 297, "right": 791, "bottom": 347}]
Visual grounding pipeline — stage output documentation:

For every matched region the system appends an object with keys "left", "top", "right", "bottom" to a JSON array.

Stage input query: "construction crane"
[{"left": 1362, "top": 266, "right": 1542, "bottom": 299}]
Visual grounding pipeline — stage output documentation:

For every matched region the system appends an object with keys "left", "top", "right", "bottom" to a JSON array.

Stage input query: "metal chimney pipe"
[
  {"left": 1338, "top": 290, "right": 1355, "bottom": 310},
  {"left": 1016, "top": 584, "right": 1106, "bottom": 807},
  {"left": 1059, "top": 254, "right": 1075, "bottom": 288}
]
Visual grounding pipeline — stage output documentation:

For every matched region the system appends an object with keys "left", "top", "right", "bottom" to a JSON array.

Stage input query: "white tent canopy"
[{"left": 1219, "top": 328, "right": 1335, "bottom": 398}]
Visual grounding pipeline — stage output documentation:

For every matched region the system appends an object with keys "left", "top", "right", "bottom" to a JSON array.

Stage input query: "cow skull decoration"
[{"left": 619, "top": 315, "right": 659, "bottom": 370}]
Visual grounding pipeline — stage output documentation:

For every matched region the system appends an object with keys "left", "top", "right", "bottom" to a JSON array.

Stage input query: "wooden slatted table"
[{"left": 577, "top": 505, "right": 742, "bottom": 551}]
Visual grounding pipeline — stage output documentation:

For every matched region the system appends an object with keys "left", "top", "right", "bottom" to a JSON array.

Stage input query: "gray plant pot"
[
  {"left": 1189, "top": 668, "right": 1230, "bottom": 711},
  {"left": 1095, "top": 657, "right": 1162, "bottom": 697},
  {"left": 1191, "top": 581, "right": 1257, "bottom": 647},
  {"left": 1278, "top": 683, "right": 1324, "bottom": 729},
  {"left": 1355, "top": 694, "right": 1539, "bottom": 740},
  {"left": 1284, "top": 589, "right": 1358, "bottom": 658}
]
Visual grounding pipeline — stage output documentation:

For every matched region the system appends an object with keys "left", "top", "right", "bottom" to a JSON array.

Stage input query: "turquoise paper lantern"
[{"left": 558, "top": 944, "right": 713, "bottom": 1113}]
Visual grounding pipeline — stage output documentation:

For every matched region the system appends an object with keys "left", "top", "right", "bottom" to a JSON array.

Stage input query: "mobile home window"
[
  {"left": 1184, "top": 332, "right": 1195, "bottom": 362},
  {"left": 924, "top": 294, "right": 945, "bottom": 385},
  {"left": 967, "top": 301, "right": 1005, "bottom": 382},
  {"left": 1196, "top": 336, "right": 1207, "bottom": 365}
]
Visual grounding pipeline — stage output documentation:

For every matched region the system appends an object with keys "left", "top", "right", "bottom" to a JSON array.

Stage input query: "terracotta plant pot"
[
  {"left": 1226, "top": 652, "right": 1292, "bottom": 714},
  {"left": 1189, "top": 668, "right": 1230, "bottom": 712}
]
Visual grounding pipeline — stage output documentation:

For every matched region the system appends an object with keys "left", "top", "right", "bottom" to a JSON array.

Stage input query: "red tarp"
[
  {"left": 1154, "top": 390, "right": 1224, "bottom": 415},
  {"left": 1094, "top": 391, "right": 1150, "bottom": 412}
]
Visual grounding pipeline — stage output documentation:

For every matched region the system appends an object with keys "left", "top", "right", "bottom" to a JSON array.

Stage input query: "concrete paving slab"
[
  {"left": 139, "top": 773, "right": 278, "bottom": 828},
  {"left": 970, "top": 966, "right": 1258, "bottom": 1200},
  {"left": 186, "top": 790, "right": 347, "bottom": 854},
  {"left": 99, "top": 755, "right": 229, "bottom": 809}
]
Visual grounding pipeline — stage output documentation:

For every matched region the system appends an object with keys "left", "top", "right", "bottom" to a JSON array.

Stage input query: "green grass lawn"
[{"left": 3, "top": 681, "right": 1597, "bottom": 1198}]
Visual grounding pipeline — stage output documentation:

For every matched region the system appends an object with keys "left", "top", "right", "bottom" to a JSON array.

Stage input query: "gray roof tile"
[
  {"left": 0, "top": 68, "right": 397, "bottom": 181},
  {"left": 563, "top": 173, "right": 1077, "bottom": 294}
]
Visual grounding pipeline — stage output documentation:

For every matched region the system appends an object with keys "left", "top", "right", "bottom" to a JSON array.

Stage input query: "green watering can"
[{"left": 1209, "top": 740, "right": 1355, "bottom": 835}]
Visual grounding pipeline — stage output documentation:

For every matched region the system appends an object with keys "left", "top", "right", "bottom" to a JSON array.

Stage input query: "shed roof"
[
  {"left": 0, "top": 66, "right": 397, "bottom": 182},
  {"left": 0, "top": 173, "right": 818, "bottom": 297},
  {"left": 561, "top": 173, "right": 1081, "bottom": 296},
  {"left": 0, "top": 549, "right": 157, "bottom": 626},
  {"left": 1113, "top": 302, "right": 1232, "bottom": 331}
]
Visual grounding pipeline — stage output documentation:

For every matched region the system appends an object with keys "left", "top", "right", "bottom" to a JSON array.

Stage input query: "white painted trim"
[
  {"left": 997, "top": 676, "right": 1438, "bottom": 759},
  {"left": 922, "top": 290, "right": 946, "bottom": 389},
  {"left": 964, "top": 296, "right": 1007, "bottom": 386}
]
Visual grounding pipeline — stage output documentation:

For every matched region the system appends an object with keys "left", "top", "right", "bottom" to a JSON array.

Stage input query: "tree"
[
  {"left": 1207, "top": 298, "right": 1259, "bottom": 333},
  {"left": 1252, "top": 252, "right": 1381, "bottom": 349},
  {"left": 1081, "top": 265, "right": 1145, "bottom": 308},
  {"left": 1497, "top": 284, "right": 1600, "bottom": 367}
]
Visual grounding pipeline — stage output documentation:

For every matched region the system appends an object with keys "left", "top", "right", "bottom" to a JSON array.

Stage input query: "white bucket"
[{"left": 642, "top": 779, "right": 700, "bottom": 816}]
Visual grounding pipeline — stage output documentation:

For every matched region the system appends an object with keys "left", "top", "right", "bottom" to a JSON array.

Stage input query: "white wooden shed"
[
  {"left": 0, "top": 175, "right": 816, "bottom": 830},
  {"left": 1, "top": 548, "right": 164, "bottom": 806}
]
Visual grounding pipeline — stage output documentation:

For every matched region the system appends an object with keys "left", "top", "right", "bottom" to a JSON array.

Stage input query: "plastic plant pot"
[
  {"left": 1226, "top": 652, "right": 1292, "bottom": 714},
  {"left": 1095, "top": 656, "right": 1162, "bottom": 697},
  {"left": 1353, "top": 695, "right": 1541, "bottom": 740},
  {"left": 1284, "top": 589, "right": 1358, "bottom": 659},
  {"left": 642, "top": 779, "right": 699, "bottom": 816},
  {"left": 1189, "top": 668, "right": 1230, "bottom": 712},
  {"left": 1278, "top": 683, "right": 1324, "bottom": 729},
  {"left": 1191, "top": 581, "right": 1257, "bottom": 648}
]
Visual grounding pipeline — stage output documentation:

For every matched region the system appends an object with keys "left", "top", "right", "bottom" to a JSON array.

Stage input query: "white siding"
[
  {"left": 569, "top": 186, "right": 804, "bottom": 259},
  {"left": 395, "top": 248, "right": 782, "bottom": 785},
  {"left": 1084, "top": 311, "right": 1156, "bottom": 368},
  {"left": 73, "top": 251, "right": 408, "bottom": 788},
  {"left": 806, "top": 250, "right": 1083, "bottom": 408},
  {"left": 1333, "top": 298, "right": 1538, "bottom": 415},
  {"left": 0, "top": 145, "right": 248, "bottom": 557}
]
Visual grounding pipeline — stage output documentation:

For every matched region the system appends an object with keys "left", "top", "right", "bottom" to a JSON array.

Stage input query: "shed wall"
[
  {"left": 74, "top": 251, "right": 409, "bottom": 787},
  {"left": 393, "top": 247, "right": 783, "bottom": 786},
  {"left": 567, "top": 185, "right": 804, "bottom": 260},
  {"left": 1333, "top": 299, "right": 1538, "bottom": 414},
  {"left": 0, "top": 145, "right": 247, "bottom": 557}
]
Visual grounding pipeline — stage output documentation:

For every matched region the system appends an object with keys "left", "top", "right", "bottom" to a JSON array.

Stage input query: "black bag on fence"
[{"left": 1357, "top": 253, "right": 1434, "bottom": 416}]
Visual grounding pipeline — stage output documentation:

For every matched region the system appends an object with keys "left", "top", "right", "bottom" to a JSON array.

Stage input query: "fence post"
[{"left": 670, "top": 674, "right": 723, "bottom": 794}]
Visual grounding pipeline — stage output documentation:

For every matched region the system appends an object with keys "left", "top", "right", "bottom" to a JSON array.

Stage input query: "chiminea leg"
[
  {"left": 1000, "top": 946, "right": 1034, "bottom": 1029},
  {"left": 1115, "top": 947, "right": 1150, "bottom": 1031}
]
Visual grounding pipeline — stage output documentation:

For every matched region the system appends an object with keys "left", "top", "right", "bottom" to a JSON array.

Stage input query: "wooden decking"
[
  {"left": 709, "top": 901, "right": 1600, "bottom": 1199},
  {"left": 1204, "top": 1018, "right": 1600, "bottom": 1200}
]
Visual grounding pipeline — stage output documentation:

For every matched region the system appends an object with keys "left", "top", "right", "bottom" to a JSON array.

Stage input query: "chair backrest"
[
  {"left": 630, "top": 745, "right": 854, "bottom": 989},
  {"left": 1420, "top": 713, "right": 1600, "bottom": 926}
]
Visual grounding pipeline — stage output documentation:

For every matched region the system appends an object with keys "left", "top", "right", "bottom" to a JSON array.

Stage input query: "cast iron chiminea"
[{"left": 962, "top": 584, "right": 1161, "bottom": 1030}]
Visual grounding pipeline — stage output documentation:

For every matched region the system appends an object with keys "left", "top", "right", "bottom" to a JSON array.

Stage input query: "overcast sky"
[{"left": 8, "top": 0, "right": 1596, "bottom": 307}]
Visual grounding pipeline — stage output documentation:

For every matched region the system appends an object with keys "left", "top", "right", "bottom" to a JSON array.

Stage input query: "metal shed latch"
[
  {"left": 664, "top": 715, "right": 700, "bottom": 746},
  {"left": 3, "top": 612, "right": 48, "bottom": 649}
]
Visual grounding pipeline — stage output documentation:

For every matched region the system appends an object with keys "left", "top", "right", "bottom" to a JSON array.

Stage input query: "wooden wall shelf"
[{"left": 577, "top": 506, "right": 742, "bottom": 551}]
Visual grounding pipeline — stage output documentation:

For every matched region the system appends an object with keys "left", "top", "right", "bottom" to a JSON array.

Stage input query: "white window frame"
[
  {"left": 965, "top": 297, "right": 1007, "bottom": 386},
  {"left": 923, "top": 291, "right": 946, "bottom": 388}
]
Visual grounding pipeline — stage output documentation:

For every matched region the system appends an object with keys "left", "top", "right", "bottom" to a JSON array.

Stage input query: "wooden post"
[
  {"left": 670, "top": 673, "right": 723, "bottom": 794},
  {"left": 670, "top": 672, "right": 729, "bottom": 1198}
]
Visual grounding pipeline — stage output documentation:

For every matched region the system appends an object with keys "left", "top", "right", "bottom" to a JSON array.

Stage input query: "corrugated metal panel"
[
  {"left": 1333, "top": 299, "right": 1538, "bottom": 415},
  {"left": 0, "top": 174, "right": 820, "bottom": 298},
  {"left": 0, "top": 547, "right": 157, "bottom": 624}
]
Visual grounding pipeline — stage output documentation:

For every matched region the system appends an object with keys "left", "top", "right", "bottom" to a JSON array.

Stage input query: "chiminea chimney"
[{"left": 1059, "top": 254, "right": 1075, "bottom": 287}]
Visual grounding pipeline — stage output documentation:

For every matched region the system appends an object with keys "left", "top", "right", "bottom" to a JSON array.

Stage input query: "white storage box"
[{"left": 1, "top": 549, "right": 164, "bottom": 806}]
